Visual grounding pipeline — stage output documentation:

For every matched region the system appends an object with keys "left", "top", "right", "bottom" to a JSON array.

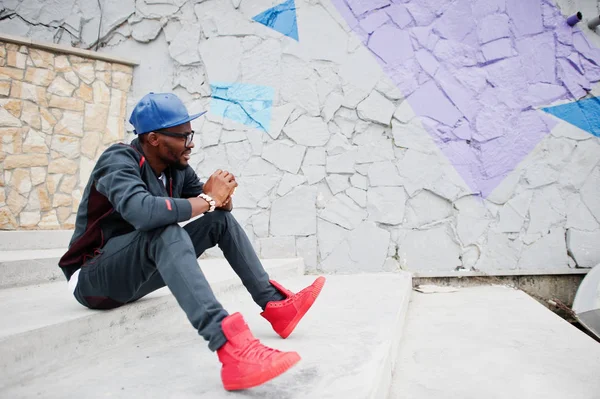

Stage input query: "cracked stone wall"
[
  {"left": 0, "top": 40, "right": 133, "bottom": 229},
  {"left": 2, "top": 0, "right": 599, "bottom": 274}
]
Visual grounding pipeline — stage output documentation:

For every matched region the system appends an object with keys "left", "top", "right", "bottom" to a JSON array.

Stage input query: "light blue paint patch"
[
  {"left": 210, "top": 82, "right": 274, "bottom": 132},
  {"left": 252, "top": 0, "right": 299, "bottom": 41},
  {"left": 542, "top": 97, "right": 600, "bottom": 138}
]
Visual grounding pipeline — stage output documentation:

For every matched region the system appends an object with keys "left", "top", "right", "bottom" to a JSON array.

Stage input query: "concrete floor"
[{"left": 389, "top": 285, "right": 600, "bottom": 399}]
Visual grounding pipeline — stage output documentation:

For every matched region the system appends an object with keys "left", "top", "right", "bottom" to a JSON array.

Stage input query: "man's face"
[{"left": 157, "top": 122, "right": 195, "bottom": 170}]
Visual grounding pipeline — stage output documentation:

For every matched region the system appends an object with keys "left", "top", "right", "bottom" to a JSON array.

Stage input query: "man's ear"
[{"left": 146, "top": 132, "right": 161, "bottom": 147}]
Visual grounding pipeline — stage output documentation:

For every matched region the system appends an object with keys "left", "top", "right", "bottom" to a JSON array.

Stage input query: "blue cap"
[{"left": 129, "top": 92, "right": 206, "bottom": 135}]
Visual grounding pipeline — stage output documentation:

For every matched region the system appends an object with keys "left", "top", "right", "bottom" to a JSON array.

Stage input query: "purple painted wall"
[{"left": 332, "top": 0, "right": 600, "bottom": 197}]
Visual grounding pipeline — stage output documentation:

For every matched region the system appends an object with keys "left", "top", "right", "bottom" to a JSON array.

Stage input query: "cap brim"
[{"left": 160, "top": 110, "right": 208, "bottom": 131}]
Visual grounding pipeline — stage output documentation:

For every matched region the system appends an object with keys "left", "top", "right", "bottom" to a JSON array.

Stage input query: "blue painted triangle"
[
  {"left": 252, "top": 0, "right": 299, "bottom": 41},
  {"left": 542, "top": 97, "right": 600, "bottom": 137}
]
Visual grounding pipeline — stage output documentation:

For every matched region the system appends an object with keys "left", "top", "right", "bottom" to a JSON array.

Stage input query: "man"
[{"left": 59, "top": 92, "right": 325, "bottom": 391}]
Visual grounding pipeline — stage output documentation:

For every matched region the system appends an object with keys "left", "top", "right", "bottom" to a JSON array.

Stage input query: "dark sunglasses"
[{"left": 155, "top": 130, "right": 195, "bottom": 148}]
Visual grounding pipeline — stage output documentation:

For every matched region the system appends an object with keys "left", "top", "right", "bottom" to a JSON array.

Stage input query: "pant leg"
[
  {"left": 183, "top": 210, "right": 285, "bottom": 309},
  {"left": 73, "top": 225, "right": 228, "bottom": 351}
]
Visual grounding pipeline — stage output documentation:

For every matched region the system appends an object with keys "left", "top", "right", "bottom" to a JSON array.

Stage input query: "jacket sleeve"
[
  {"left": 180, "top": 166, "right": 204, "bottom": 198},
  {"left": 94, "top": 146, "right": 192, "bottom": 231}
]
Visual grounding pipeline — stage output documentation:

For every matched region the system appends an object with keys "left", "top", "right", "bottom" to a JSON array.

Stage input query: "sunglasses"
[{"left": 155, "top": 130, "right": 195, "bottom": 148}]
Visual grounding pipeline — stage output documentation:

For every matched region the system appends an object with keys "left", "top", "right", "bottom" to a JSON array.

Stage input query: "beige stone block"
[
  {"left": 31, "top": 167, "right": 46, "bottom": 186},
  {"left": 50, "top": 108, "right": 62, "bottom": 120},
  {"left": 21, "top": 101, "right": 41, "bottom": 130},
  {"left": 46, "top": 175, "right": 61, "bottom": 196},
  {"left": 0, "top": 127, "right": 22, "bottom": 155},
  {"left": 38, "top": 186, "right": 52, "bottom": 211},
  {"left": 81, "top": 131, "right": 101, "bottom": 158},
  {"left": 62, "top": 213, "right": 76, "bottom": 229},
  {"left": 64, "top": 71, "right": 79, "bottom": 86},
  {"left": 7, "top": 50, "right": 26, "bottom": 69},
  {"left": 7, "top": 189, "right": 26, "bottom": 214},
  {"left": 51, "top": 135, "right": 80, "bottom": 159},
  {"left": 38, "top": 210, "right": 59, "bottom": 229},
  {"left": 56, "top": 206, "right": 72, "bottom": 223},
  {"left": 95, "top": 60, "right": 111, "bottom": 71},
  {"left": 26, "top": 58, "right": 33, "bottom": 67},
  {"left": 29, "top": 49, "right": 55, "bottom": 69},
  {"left": 111, "top": 63, "right": 132, "bottom": 73},
  {"left": 22, "top": 128, "right": 49, "bottom": 153},
  {"left": 53, "top": 193, "right": 72, "bottom": 207},
  {"left": 25, "top": 188, "right": 40, "bottom": 211},
  {"left": 54, "top": 111, "right": 83, "bottom": 137},
  {"left": 109, "top": 89, "right": 125, "bottom": 117},
  {"left": 19, "top": 46, "right": 28, "bottom": 54},
  {"left": 0, "top": 106, "right": 22, "bottom": 127},
  {"left": 0, "top": 45, "right": 6, "bottom": 59},
  {"left": 6, "top": 44, "right": 19, "bottom": 51},
  {"left": 49, "top": 95, "right": 84, "bottom": 112},
  {"left": 48, "top": 158, "right": 78, "bottom": 174},
  {"left": 11, "top": 81, "right": 47, "bottom": 106},
  {"left": 0, "top": 99, "right": 22, "bottom": 118},
  {"left": 112, "top": 71, "right": 132, "bottom": 91},
  {"left": 60, "top": 175, "right": 77, "bottom": 193},
  {"left": 72, "top": 189, "right": 82, "bottom": 212},
  {"left": 24, "top": 67, "right": 56, "bottom": 86},
  {"left": 76, "top": 83, "right": 93, "bottom": 103},
  {"left": 40, "top": 107, "right": 57, "bottom": 126},
  {"left": 4, "top": 171, "right": 11, "bottom": 185},
  {"left": 0, "top": 187, "right": 5, "bottom": 204},
  {"left": 92, "top": 80, "right": 111, "bottom": 105},
  {"left": 84, "top": 103, "right": 109, "bottom": 132},
  {"left": 20, "top": 211, "right": 41, "bottom": 227},
  {"left": 95, "top": 71, "right": 111, "bottom": 85},
  {"left": 10, "top": 168, "right": 31, "bottom": 194},
  {"left": 0, "top": 66, "right": 24, "bottom": 80},
  {"left": 0, "top": 81, "right": 9, "bottom": 96},
  {"left": 79, "top": 156, "right": 95, "bottom": 185},
  {"left": 103, "top": 116, "right": 124, "bottom": 144},
  {"left": 0, "top": 206, "right": 17, "bottom": 230},
  {"left": 48, "top": 76, "right": 76, "bottom": 97},
  {"left": 4, "top": 154, "right": 48, "bottom": 169},
  {"left": 54, "top": 55, "right": 70, "bottom": 72},
  {"left": 73, "top": 63, "right": 95, "bottom": 84}
]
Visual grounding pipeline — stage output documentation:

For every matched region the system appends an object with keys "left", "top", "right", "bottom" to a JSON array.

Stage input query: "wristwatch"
[{"left": 198, "top": 193, "right": 216, "bottom": 212}]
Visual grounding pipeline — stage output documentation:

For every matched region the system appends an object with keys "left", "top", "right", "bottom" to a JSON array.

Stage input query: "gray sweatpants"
[{"left": 73, "top": 210, "right": 284, "bottom": 351}]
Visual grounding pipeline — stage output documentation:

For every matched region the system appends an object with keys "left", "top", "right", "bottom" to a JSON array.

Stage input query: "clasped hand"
[{"left": 203, "top": 169, "right": 237, "bottom": 208}]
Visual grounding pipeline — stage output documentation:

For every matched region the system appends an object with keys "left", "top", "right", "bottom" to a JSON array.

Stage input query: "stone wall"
[
  {"left": 1, "top": 0, "right": 599, "bottom": 275},
  {"left": 0, "top": 39, "right": 133, "bottom": 230}
]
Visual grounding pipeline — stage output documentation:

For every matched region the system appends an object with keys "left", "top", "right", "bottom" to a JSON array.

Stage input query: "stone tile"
[
  {"left": 38, "top": 210, "right": 59, "bottom": 229},
  {"left": 357, "top": 91, "right": 396, "bottom": 125},
  {"left": 262, "top": 141, "right": 306, "bottom": 174},
  {"left": 270, "top": 186, "right": 317, "bottom": 236},
  {"left": 259, "top": 236, "right": 296, "bottom": 259},
  {"left": 296, "top": 235, "right": 317, "bottom": 272},
  {"left": 326, "top": 150, "right": 357, "bottom": 174},
  {"left": 48, "top": 76, "right": 76, "bottom": 97},
  {"left": 325, "top": 174, "right": 350, "bottom": 195},
  {"left": 519, "top": 228, "right": 568, "bottom": 270},
  {"left": 302, "top": 165, "right": 327, "bottom": 185},
  {"left": 398, "top": 224, "right": 461, "bottom": 271},
  {"left": 4, "top": 154, "right": 48, "bottom": 169},
  {"left": 73, "top": 63, "right": 95, "bottom": 84},
  {"left": 367, "top": 186, "right": 406, "bottom": 225},
  {"left": 31, "top": 167, "right": 46, "bottom": 186},
  {"left": 76, "top": 83, "right": 93, "bottom": 103},
  {"left": 84, "top": 104, "right": 109, "bottom": 132},
  {"left": 54, "top": 111, "right": 84, "bottom": 137},
  {"left": 320, "top": 193, "right": 367, "bottom": 230},
  {"left": 48, "top": 158, "right": 78, "bottom": 174},
  {"left": 22, "top": 128, "right": 49, "bottom": 153},
  {"left": 0, "top": 206, "right": 17, "bottom": 230},
  {"left": 24, "top": 67, "right": 56, "bottom": 86},
  {"left": 0, "top": 81, "right": 10, "bottom": 96},
  {"left": 567, "top": 229, "right": 600, "bottom": 268},
  {"left": 404, "top": 190, "right": 452, "bottom": 228},
  {"left": 7, "top": 190, "right": 27, "bottom": 215},
  {"left": 20, "top": 211, "right": 41, "bottom": 228},
  {"left": 283, "top": 115, "right": 330, "bottom": 147},
  {"left": 277, "top": 173, "right": 307, "bottom": 197},
  {"left": 51, "top": 135, "right": 80, "bottom": 159},
  {"left": 49, "top": 95, "right": 84, "bottom": 112},
  {"left": 29, "top": 49, "right": 55, "bottom": 69},
  {"left": 21, "top": 100, "right": 41, "bottom": 130},
  {"left": 368, "top": 161, "right": 402, "bottom": 186}
]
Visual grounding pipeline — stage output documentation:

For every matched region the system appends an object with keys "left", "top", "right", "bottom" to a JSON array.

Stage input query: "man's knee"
[{"left": 152, "top": 224, "right": 194, "bottom": 248}]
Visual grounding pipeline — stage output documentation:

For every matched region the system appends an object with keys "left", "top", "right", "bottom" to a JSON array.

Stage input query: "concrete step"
[
  {"left": 0, "top": 230, "right": 73, "bottom": 251},
  {"left": 389, "top": 285, "right": 600, "bottom": 399},
  {"left": 0, "top": 258, "right": 304, "bottom": 391},
  {"left": 1, "top": 272, "right": 412, "bottom": 398},
  {"left": 0, "top": 248, "right": 66, "bottom": 288}
]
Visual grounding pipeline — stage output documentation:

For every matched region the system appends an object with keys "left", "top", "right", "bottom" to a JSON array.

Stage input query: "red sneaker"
[
  {"left": 261, "top": 277, "right": 326, "bottom": 339},
  {"left": 217, "top": 312, "right": 300, "bottom": 391}
]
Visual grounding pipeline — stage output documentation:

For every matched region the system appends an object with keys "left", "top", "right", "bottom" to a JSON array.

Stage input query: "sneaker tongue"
[{"left": 223, "top": 313, "right": 254, "bottom": 344}]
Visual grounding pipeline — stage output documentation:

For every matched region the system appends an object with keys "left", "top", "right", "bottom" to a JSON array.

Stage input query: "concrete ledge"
[
  {"left": 0, "top": 258, "right": 303, "bottom": 389},
  {"left": 0, "top": 33, "right": 139, "bottom": 66},
  {"left": 411, "top": 268, "right": 590, "bottom": 278}
]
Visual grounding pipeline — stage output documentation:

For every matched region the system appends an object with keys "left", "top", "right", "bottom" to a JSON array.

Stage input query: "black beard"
[{"left": 172, "top": 161, "right": 188, "bottom": 171}]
